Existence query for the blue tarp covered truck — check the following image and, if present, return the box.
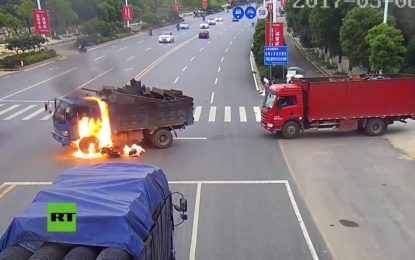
[47,78,194,150]
[0,163,187,260]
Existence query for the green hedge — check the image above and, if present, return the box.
[0,50,57,69]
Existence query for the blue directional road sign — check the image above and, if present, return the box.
[264,46,288,65]
[232,7,244,20]
[245,6,256,19]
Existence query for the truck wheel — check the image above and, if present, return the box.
[365,118,387,136]
[152,129,173,149]
[63,246,99,260]
[78,136,99,154]
[282,121,300,139]
[96,248,131,260]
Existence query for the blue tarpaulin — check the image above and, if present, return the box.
[0,163,171,259]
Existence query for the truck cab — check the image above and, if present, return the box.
[50,98,100,146]
[261,83,303,134]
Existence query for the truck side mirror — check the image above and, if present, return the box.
[44,103,48,112]
[174,198,187,212]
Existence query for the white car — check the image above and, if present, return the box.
[200,23,209,29]
[179,22,190,29]
[158,31,174,43]
[208,18,216,25]
[215,17,223,22]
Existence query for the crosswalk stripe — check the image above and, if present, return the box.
[194,106,202,122]
[0,104,21,116]
[239,107,247,122]
[40,113,53,120]
[208,106,216,122]
[22,108,45,120]
[253,106,261,122]
[224,106,231,122]
[3,105,37,120]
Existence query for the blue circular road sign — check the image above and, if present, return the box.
[245,6,257,19]
[232,7,244,20]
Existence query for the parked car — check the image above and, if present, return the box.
[215,16,223,22]
[158,31,174,43]
[200,22,209,29]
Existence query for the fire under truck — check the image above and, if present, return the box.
[46,79,194,152]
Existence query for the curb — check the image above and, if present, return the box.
[250,51,265,91]
[288,33,330,77]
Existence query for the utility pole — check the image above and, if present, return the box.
[383,0,389,23]
[36,0,42,9]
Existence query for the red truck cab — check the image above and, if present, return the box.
[261,75,415,139]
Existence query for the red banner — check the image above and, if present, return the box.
[32,9,50,35]
[281,0,286,7]
[202,0,208,9]
[266,3,273,12]
[122,4,132,21]
[172,2,180,13]
[265,22,270,46]
[271,22,284,46]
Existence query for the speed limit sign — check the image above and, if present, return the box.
[257,6,268,19]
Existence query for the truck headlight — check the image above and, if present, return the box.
[267,123,273,128]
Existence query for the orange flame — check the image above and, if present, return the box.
[73,96,144,159]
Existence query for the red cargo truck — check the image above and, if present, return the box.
[261,75,415,139]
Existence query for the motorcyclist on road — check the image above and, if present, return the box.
[176,23,180,31]
[149,29,153,36]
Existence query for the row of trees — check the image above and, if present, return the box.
[285,1,415,73]
[0,0,225,38]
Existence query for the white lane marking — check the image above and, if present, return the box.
[210,92,215,104]
[88,40,119,51]
[23,60,55,72]
[94,55,105,61]
[221,56,224,62]
[193,106,202,122]
[118,47,127,51]
[217,67,221,73]
[208,106,216,122]
[2,75,11,79]
[22,108,45,120]
[3,105,36,120]
[207,41,211,45]
[254,106,261,122]
[58,57,67,61]
[225,48,228,53]
[229,41,233,45]
[40,113,53,120]
[0,67,77,101]
[0,105,20,116]
[0,100,45,103]
[214,77,218,85]
[174,76,179,84]
[169,180,289,184]
[250,51,259,91]
[239,106,247,122]
[137,40,144,44]
[190,56,195,62]
[62,68,114,97]
[214,36,217,39]
[175,137,207,140]
[224,106,231,122]
[182,66,188,72]
[189,183,202,260]
[0,184,16,199]
[126,56,135,61]
[199,47,204,52]
[145,47,152,51]
[279,142,320,260]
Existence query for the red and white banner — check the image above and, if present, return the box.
[266,3,273,12]
[271,22,284,46]
[32,9,50,35]
[122,4,132,21]
[202,0,208,9]
[172,2,180,13]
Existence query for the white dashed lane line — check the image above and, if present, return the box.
[94,55,105,61]
[182,66,187,72]
[190,56,195,62]
[225,48,229,53]
[118,47,127,51]
[145,47,152,51]
[199,47,204,52]
[221,57,224,62]
[217,67,221,73]
[210,92,215,104]
[174,76,179,84]
[126,56,135,61]
[214,77,218,85]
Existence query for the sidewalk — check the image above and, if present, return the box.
[289,33,415,160]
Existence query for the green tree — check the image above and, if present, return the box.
[47,0,79,35]
[392,6,415,42]
[0,11,23,35]
[16,0,34,34]
[340,7,384,70]
[365,24,406,73]
[405,36,415,66]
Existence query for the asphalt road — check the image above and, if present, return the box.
[1,10,415,260]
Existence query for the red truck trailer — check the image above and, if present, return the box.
[261,75,415,139]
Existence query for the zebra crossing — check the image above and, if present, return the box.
[0,103,262,123]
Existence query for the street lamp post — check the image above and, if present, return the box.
[383,0,389,23]
[125,0,130,28]
[36,0,42,9]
